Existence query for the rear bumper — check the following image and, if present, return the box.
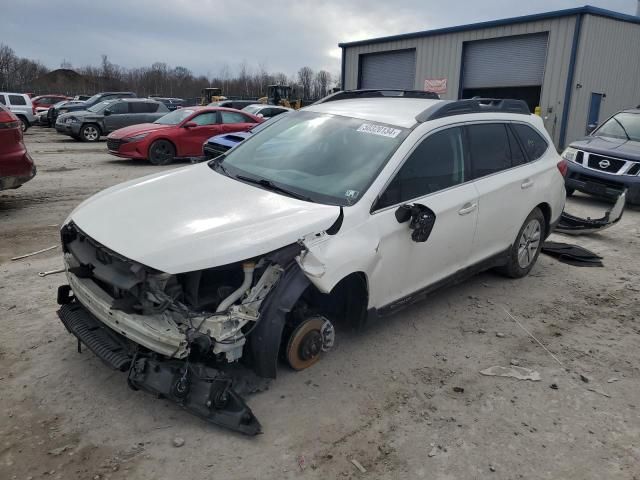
[0,160,36,191]
[566,162,640,204]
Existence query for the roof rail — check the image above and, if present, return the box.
[314,89,440,104]
[416,98,530,122]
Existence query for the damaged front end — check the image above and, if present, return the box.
[56,222,313,435]
[557,189,626,235]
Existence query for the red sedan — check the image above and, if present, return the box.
[106,107,262,165]
[0,105,36,191]
[31,94,70,110]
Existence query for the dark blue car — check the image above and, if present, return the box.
[563,108,640,204]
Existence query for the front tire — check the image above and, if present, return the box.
[148,140,176,165]
[80,123,101,142]
[496,208,545,279]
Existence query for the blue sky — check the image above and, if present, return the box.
[1,0,636,77]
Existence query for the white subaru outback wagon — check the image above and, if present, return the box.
[56,90,566,434]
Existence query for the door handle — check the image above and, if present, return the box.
[458,202,477,216]
[521,179,534,189]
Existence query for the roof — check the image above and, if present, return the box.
[304,97,443,128]
[339,5,640,48]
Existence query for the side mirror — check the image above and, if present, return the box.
[257,113,264,118]
[103,109,112,116]
[183,121,197,128]
[586,123,597,135]
[395,204,437,243]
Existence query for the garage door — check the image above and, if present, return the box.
[359,49,416,89]
[462,33,548,89]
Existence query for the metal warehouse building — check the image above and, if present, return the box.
[339,5,640,148]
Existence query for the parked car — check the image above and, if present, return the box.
[563,108,640,204]
[209,99,259,110]
[106,107,261,164]
[241,104,292,119]
[42,100,85,127]
[202,113,285,159]
[56,91,565,434]
[55,98,169,142]
[31,94,69,110]
[0,92,36,131]
[150,96,185,111]
[73,95,91,101]
[48,91,136,126]
[0,104,36,191]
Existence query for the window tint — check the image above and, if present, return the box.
[8,95,27,105]
[507,126,526,166]
[191,112,219,125]
[377,127,465,209]
[130,102,157,113]
[221,111,251,124]
[107,102,128,114]
[467,124,512,178]
[512,123,548,160]
[0,96,5,105]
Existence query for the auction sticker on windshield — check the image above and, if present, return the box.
[357,123,402,138]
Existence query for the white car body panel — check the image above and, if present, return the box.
[67,162,340,274]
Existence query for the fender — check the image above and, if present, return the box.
[248,262,311,378]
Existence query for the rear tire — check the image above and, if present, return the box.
[566,187,575,196]
[496,208,545,279]
[18,116,29,132]
[80,123,101,142]
[148,140,176,165]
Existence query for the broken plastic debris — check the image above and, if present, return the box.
[479,366,541,381]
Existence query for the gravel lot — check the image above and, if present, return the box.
[1,127,639,479]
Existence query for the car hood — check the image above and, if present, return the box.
[570,136,640,162]
[108,123,173,139]
[205,131,252,147]
[66,162,340,273]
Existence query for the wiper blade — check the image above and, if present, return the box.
[235,175,313,202]
[210,157,230,176]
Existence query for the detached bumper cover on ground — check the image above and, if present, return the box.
[556,189,626,235]
[57,298,262,435]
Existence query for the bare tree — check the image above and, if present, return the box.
[297,66,314,100]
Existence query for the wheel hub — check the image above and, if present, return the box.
[286,316,334,370]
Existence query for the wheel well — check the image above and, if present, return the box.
[535,202,551,236]
[16,114,28,123]
[293,272,369,329]
[148,138,177,155]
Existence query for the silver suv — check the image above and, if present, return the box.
[0,92,36,131]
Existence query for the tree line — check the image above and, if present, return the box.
[0,43,339,101]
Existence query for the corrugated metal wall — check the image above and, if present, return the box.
[343,16,578,146]
[566,14,640,144]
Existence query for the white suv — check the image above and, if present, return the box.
[56,90,566,434]
[0,92,35,131]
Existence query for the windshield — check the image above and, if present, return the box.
[154,109,194,125]
[84,93,103,104]
[87,100,113,113]
[242,104,262,114]
[211,111,409,206]
[594,112,640,142]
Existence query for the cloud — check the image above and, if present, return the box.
[1,0,634,77]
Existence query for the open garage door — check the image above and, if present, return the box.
[359,49,416,90]
[462,33,548,111]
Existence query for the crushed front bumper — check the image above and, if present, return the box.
[57,294,262,435]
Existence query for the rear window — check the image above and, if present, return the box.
[512,123,548,160]
[8,95,27,106]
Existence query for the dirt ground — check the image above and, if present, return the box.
[1,127,639,480]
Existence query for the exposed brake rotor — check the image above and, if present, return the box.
[286,316,334,371]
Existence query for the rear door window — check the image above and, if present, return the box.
[511,123,548,161]
[8,95,27,105]
[130,102,157,113]
[108,102,128,114]
[466,124,513,179]
[221,111,252,124]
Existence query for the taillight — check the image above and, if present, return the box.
[0,110,20,129]
[557,159,568,177]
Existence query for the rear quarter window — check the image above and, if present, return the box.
[512,123,548,160]
[8,95,27,105]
